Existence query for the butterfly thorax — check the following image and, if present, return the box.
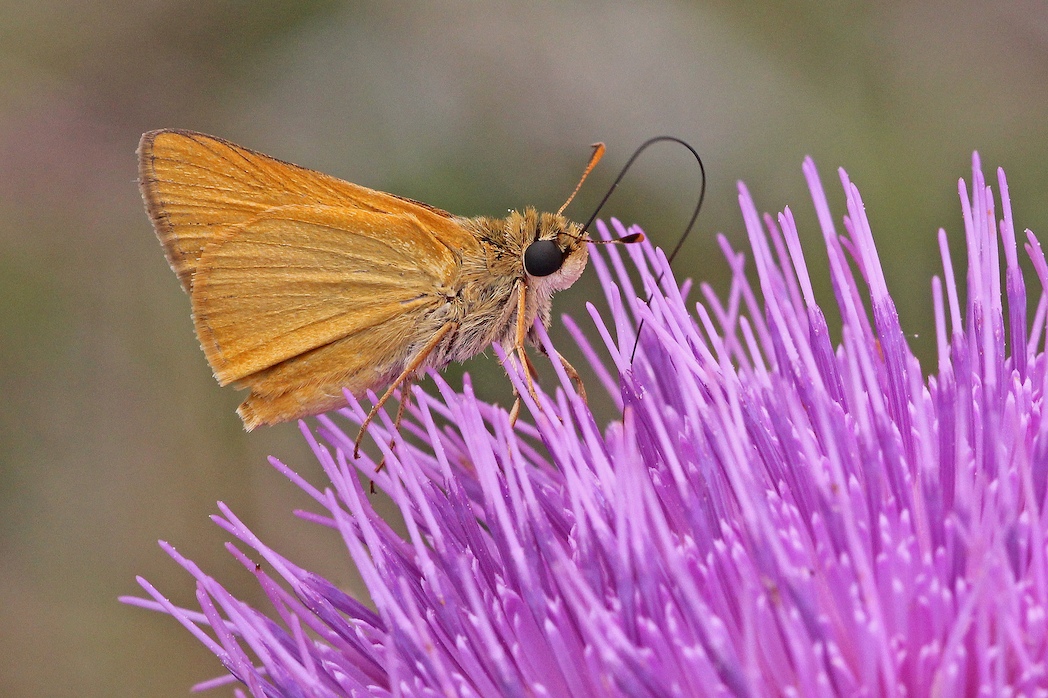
[433,208,588,363]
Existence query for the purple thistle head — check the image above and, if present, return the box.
[125,155,1048,696]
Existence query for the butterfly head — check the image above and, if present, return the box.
[520,209,589,293]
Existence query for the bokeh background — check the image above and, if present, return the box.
[3,2,1048,695]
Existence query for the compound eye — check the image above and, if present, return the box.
[523,239,565,277]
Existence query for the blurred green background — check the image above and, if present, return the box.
[2,1,1047,695]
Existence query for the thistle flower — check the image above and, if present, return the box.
[125,155,1048,696]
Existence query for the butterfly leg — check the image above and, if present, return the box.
[507,350,542,426]
[515,281,541,404]
[372,374,415,474]
[555,350,587,403]
[507,281,542,427]
[354,321,458,459]
[528,330,588,404]
[390,374,414,441]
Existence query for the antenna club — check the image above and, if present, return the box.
[556,142,607,218]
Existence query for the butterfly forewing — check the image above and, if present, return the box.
[139,129,487,427]
[192,205,453,384]
[138,129,471,291]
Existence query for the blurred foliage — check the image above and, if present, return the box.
[1,1,1047,695]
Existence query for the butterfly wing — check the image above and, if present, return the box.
[195,205,463,428]
[138,130,483,428]
[138,129,469,292]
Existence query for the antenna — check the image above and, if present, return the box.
[557,143,606,217]
[579,136,707,361]
[580,136,705,267]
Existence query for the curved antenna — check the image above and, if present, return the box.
[580,135,706,268]
[577,136,707,362]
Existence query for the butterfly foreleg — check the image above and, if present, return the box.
[506,281,543,426]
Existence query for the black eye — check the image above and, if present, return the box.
[523,239,565,277]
